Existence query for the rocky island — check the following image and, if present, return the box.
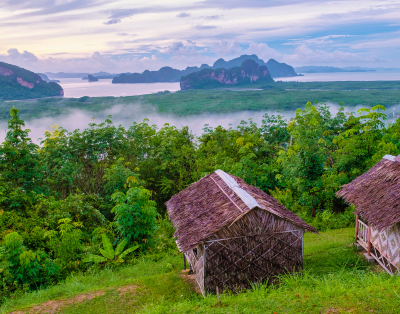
[88,74,99,82]
[112,54,298,84]
[180,59,274,90]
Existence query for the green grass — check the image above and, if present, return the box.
[2,228,400,314]
[1,81,400,122]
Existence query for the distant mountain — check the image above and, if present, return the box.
[37,73,60,83]
[82,72,120,80]
[295,66,376,73]
[212,55,298,78]
[113,54,298,84]
[0,61,64,101]
[112,66,209,83]
[180,59,274,90]
[44,72,90,79]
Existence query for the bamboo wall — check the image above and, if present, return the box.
[185,209,305,295]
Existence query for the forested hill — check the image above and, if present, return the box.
[0,61,64,101]
[112,64,210,83]
[180,59,274,90]
[213,55,299,78]
[112,55,297,83]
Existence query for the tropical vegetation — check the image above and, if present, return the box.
[0,99,399,310]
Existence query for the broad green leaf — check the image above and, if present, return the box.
[115,238,128,256]
[118,245,139,260]
[82,255,107,263]
[101,234,115,259]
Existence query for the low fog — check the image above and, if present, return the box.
[0,102,382,144]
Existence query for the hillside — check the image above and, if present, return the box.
[180,59,274,90]
[0,61,64,100]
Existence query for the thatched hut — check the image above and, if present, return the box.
[336,154,400,275]
[166,170,317,296]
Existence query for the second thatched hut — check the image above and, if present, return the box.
[337,154,400,275]
[166,169,317,296]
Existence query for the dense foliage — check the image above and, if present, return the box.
[0,101,398,303]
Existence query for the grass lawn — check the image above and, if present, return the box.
[2,228,400,314]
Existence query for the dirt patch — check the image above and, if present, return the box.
[325,307,356,313]
[117,285,139,296]
[8,290,105,314]
[180,269,202,295]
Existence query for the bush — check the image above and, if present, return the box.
[111,181,159,248]
[152,217,176,253]
[306,207,355,232]
[0,232,60,299]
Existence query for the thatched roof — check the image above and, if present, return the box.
[336,155,400,231]
[166,170,318,252]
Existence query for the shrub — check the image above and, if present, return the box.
[82,234,139,265]
[0,232,60,295]
[307,206,355,232]
[111,181,159,248]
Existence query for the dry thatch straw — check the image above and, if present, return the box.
[336,155,400,231]
[166,170,317,252]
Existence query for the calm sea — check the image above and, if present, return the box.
[276,71,400,82]
[59,78,180,98]
[58,72,400,98]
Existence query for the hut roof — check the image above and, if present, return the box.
[336,155,400,231]
[166,170,317,252]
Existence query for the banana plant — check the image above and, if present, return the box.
[82,234,139,264]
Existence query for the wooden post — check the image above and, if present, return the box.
[367,225,372,255]
[183,253,186,270]
[355,215,359,243]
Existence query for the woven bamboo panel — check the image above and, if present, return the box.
[185,244,206,296]
[371,223,400,268]
[204,231,303,293]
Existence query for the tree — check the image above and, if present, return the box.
[0,107,41,194]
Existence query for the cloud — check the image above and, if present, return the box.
[103,18,121,25]
[193,25,218,30]
[0,0,112,19]
[176,12,191,18]
[352,37,400,49]
[116,33,129,36]
[5,48,38,62]
[203,15,222,20]
[213,40,243,55]
[245,42,282,61]
[160,41,199,57]
[283,45,382,64]
[285,35,355,46]
[198,0,321,9]
[212,41,282,61]
[107,9,137,19]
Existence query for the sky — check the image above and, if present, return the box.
[0,0,400,73]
